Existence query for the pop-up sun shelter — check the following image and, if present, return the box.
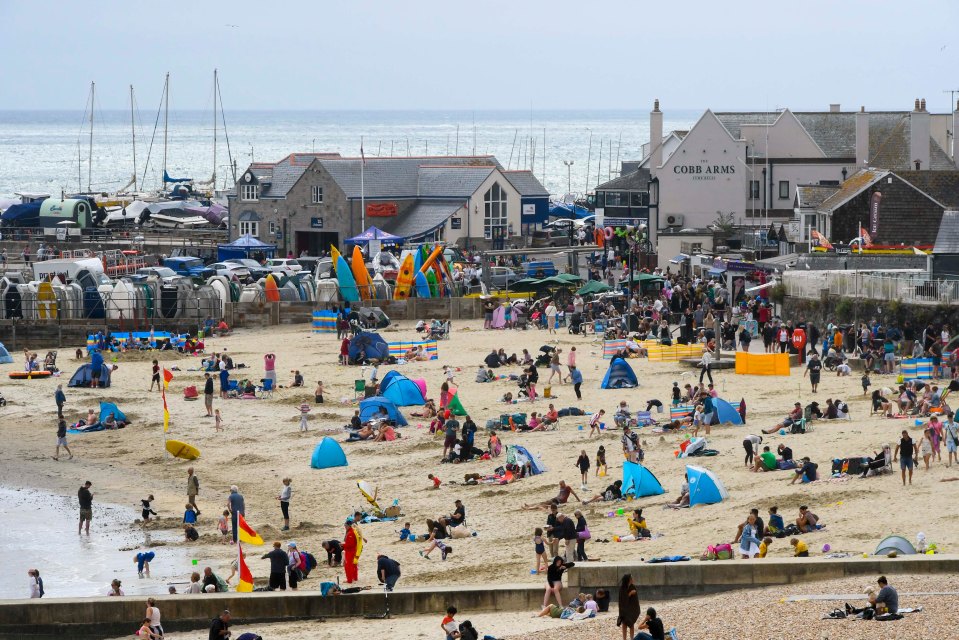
[601,357,638,389]
[686,465,728,506]
[712,398,743,425]
[349,331,390,363]
[508,445,547,475]
[359,396,408,426]
[68,363,112,388]
[99,401,127,423]
[311,437,348,469]
[380,373,426,406]
[874,535,917,556]
[622,461,665,498]
[0,342,12,364]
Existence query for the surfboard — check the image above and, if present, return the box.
[166,439,200,460]
[336,255,359,302]
[351,245,373,300]
[330,245,342,272]
[264,274,281,302]
[426,269,438,297]
[414,271,431,298]
[37,281,57,319]
[393,253,415,300]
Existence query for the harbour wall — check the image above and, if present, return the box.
[0,557,953,639]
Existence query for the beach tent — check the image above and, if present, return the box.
[68,363,112,388]
[413,378,428,398]
[359,396,408,426]
[712,398,744,425]
[381,373,426,406]
[311,437,348,469]
[380,370,402,389]
[622,461,665,498]
[600,357,638,389]
[0,342,12,364]
[874,535,917,556]
[686,465,728,506]
[348,331,390,363]
[509,445,547,475]
[447,391,468,416]
[99,401,127,423]
[680,437,707,458]
[491,305,506,328]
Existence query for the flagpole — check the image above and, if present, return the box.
[360,136,366,233]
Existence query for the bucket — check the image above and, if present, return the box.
[544,386,552,398]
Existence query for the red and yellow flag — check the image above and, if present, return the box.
[236,545,253,592]
[811,230,833,250]
[163,368,174,390]
[237,513,264,545]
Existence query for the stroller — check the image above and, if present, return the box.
[517,374,533,400]
[535,346,554,367]
[568,312,584,335]
[43,351,58,373]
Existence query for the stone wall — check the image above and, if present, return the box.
[782,294,957,329]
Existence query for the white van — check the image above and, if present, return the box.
[33,258,105,284]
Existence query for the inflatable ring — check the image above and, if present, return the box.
[604,226,614,240]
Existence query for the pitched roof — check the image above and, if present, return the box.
[503,170,550,197]
[417,165,495,197]
[933,210,959,254]
[896,171,959,208]
[378,200,463,239]
[796,184,839,209]
[596,168,652,191]
[251,153,341,197]
[319,156,501,199]
[816,169,888,213]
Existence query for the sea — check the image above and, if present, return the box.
[0,109,699,199]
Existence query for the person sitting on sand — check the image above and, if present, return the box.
[765,506,785,536]
[543,404,560,425]
[523,481,581,510]
[475,366,494,383]
[804,402,823,421]
[584,480,623,504]
[751,445,778,472]
[796,505,821,532]
[790,537,809,557]
[762,403,804,435]
[347,424,375,441]
[372,423,398,442]
[624,509,650,540]
[777,444,794,464]
[789,457,819,484]
[665,474,690,508]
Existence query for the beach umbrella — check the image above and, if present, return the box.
[553,273,584,284]
[576,280,612,296]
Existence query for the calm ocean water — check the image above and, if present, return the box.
[0,109,698,198]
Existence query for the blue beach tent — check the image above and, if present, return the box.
[359,396,408,426]
[311,437,348,469]
[99,401,128,423]
[622,461,665,498]
[600,357,638,389]
[380,373,426,407]
[510,445,547,475]
[348,331,390,363]
[686,465,729,506]
[712,398,743,425]
[68,363,112,388]
[0,342,12,364]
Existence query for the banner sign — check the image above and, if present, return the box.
[869,191,882,235]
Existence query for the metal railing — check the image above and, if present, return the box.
[783,271,959,306]
[0,226,227,249]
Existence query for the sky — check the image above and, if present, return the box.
[1,0,957,112]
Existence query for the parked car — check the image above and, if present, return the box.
[162,257,215,280]
[208,262,252,281]
[530,228,573,248]
[523,261,559,279]
[135,266,181,282]
[264,258,303,276]
[224,258,270,280]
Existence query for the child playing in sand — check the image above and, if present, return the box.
[575,450,591,489]
[315,381,325,404]
[595,445,607,477]
[398,522,412,541]
[141,495,157,522]
[444,365,456,385]
[588,410,605,437]
[533,527,549,573]
[137,618,159,639]
[790,538,809,557]
[488,431,502,457]
[428,474,442,489]
[183,503,197,524]
[184,523,199,541]
[298,403,311,432]
[214,408,223,432]
[218,510,230,542]
[759,537,773,558]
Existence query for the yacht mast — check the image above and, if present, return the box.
[163,72,169,182]
[88,81,94,191]
[212,69,217,188]
[130,85,138,192]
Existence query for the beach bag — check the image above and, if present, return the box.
[578,527,591,540]
[701,545,718,561]
[451,525,471,539]
[714,543,733,560]
[183,385,199,399]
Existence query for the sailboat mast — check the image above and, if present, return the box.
[163,72,169,183]
[130,85,138,192]
[88,81,94,191]
[212,68,217,189]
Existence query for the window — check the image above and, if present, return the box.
[239,221,259,236]
[311,186,323,204]
[240,184,259,201]
[483,182,508,240]
[268,221,277,235]
[748,180,760,199]
[779,180,790,199]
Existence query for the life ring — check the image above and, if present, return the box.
[604,226,614,240]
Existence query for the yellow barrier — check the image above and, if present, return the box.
[734,352,791,376]
[639,340,704,362]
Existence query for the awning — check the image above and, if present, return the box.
[707,267,727,276]
[669,254,689,264]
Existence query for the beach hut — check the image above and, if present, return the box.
[311,437,348,469]
[359,396,408,426]
[712,398,744,425]
[348,331,390,363]
[874,535,917,556]
[600,357,638,389]
[381,373,426,407]
[622,461,665,498]
[0,342,12,364]
[686,465,728,506]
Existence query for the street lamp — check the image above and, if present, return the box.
[627,223,649,329]
[563,160,575,246]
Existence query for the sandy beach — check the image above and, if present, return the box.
[3,318,957,628]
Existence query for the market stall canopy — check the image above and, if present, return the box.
[217,234,277,261]
[576,280,612,295]
[347,226,402,245]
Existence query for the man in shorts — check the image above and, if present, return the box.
[78,481,93,535]
[54,419,73,461]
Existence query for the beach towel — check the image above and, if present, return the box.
[646,555,690,563]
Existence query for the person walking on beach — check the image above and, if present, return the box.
[277,478,292,531]
[617,573,640,640]
[150,360,161,392]
[569,365,583,400]
[261,541,288,591]
[54,384,66,419]
[78,481,93,535]
[575,450,590,489]
[894,429,917,486]
[204,373,215,416]
[542,556,572,609]
[545,300,558,334]
[805,353,822,394]
[343,521,360,583]
[187,467,201,516]
[54,419,73,461]
[27,569,42,598]
[228,485,245,543]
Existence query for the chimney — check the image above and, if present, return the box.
[910,97,931,171]
[855,106,869,166]
[650,99,663,178]
[829,103,841,113]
